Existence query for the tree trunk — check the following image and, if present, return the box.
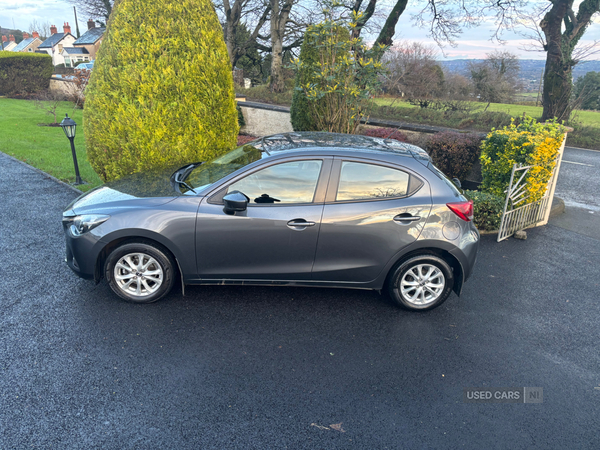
[540,0,572,122]
[270,37,285,92]
[541,49,573,122]
[373,0,409,48]
[540,0,600,123]
[269,0,293,93]
[224,21,236,68]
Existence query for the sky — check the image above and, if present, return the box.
[1,0,599,60]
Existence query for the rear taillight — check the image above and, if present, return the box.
[447,200,473,222]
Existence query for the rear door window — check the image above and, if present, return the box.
[336,161,410,201]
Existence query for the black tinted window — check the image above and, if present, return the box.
[337,162,409,201]
[228,160,323,204]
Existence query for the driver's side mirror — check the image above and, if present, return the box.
[223,190,249,215]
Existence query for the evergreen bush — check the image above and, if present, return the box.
[463,190,504,231]
[0,52,52,96]
[84,0,238,181]
[290,26,325,131]
[289,16,385,134]
[426,131,482,180]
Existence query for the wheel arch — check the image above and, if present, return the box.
[94,234,181,284]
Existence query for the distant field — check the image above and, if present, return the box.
[372,97,600,129]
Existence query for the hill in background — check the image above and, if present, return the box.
[441,59,600,92]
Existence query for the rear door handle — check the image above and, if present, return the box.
[393,214,421,223]
[287,219,316,229]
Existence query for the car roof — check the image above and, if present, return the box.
[247,132,430,162]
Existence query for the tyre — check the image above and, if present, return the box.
[104,242,176,304]
[387,255,454,311]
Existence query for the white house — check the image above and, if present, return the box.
[1,35,18,51]
[60,47,91,67]
[37,23,76,66]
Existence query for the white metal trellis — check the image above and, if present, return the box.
[497,133,567,242]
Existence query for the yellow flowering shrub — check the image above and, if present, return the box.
[84,0,238,181]
[480,117,565,202]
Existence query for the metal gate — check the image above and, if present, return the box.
[497,133,567,242]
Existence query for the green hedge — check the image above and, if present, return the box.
[0,52,53,96]
[425,131,482,180]
[464,189,505,231]
[84,0,238,182]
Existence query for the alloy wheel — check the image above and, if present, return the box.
[113,252,164,298]
[400,264,445,306]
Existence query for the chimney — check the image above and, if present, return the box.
[50,25,57,35]
[87,19,96,30]
[32,31,39,39]
[2,35,6,43]
[9,35,15,42]
[23,32,30,39]
[63,22,71,34]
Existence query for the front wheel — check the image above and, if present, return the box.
[105,242,176,304]
[387,255,454,311]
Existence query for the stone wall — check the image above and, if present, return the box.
[238,102,294,136]
[49,77,77,97]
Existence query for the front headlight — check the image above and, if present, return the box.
[63,214,110,236]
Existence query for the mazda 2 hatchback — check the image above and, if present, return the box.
[63,132,479,311]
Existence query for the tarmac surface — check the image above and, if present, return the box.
[1,151,599,449]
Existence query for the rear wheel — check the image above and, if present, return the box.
[105,242,175,304]
[387,255,454,311]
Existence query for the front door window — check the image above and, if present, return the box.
[228,160,323,204]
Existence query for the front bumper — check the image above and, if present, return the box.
[63,223,104,280]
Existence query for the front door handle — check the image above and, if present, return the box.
[287,219,316,230]
[393,214,421,224]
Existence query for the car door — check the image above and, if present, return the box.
[194,157,332,280]
[311,157,431,283]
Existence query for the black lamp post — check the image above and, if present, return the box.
[60,113,83,185]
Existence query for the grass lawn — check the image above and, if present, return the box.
[0,98,102,192]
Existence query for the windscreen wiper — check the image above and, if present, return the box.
[171,162,204,194]
[174,172,196,194]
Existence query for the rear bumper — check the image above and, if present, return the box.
[452,226,479,282]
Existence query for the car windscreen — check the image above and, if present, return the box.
[186,144,265,192]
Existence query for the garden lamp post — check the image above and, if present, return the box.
[60,113,83,185]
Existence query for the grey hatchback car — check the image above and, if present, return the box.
[62,132,479,311]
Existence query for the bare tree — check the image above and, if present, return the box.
[68,0,113,23]
[469,51,521,111]
[28,20,52,40]
[382,42,443,107]
[214,0,271,68]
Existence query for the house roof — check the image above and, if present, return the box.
[73,27,105,45]
[1,41,17,51]
[62,47,89,55]
[38,33,74,49]
[12,38,37,52]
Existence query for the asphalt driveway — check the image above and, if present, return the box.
[1,152,599,449]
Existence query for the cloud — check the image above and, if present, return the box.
[0,0,75,31]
